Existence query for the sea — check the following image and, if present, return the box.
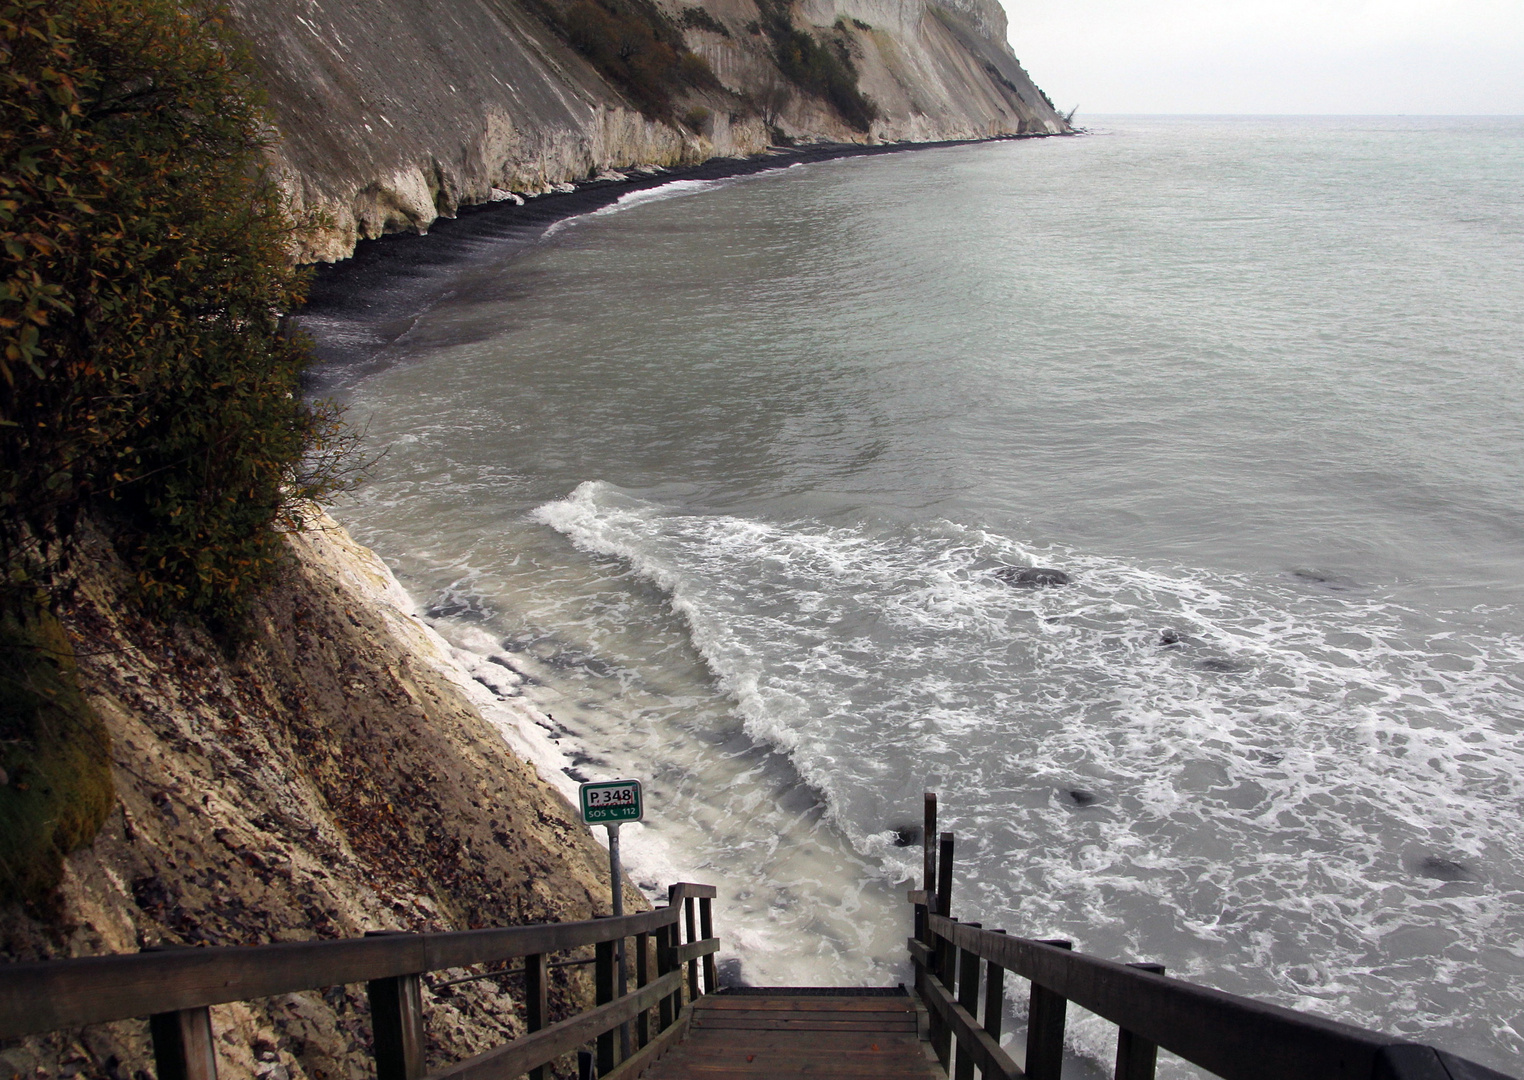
[301,116,1524,1074]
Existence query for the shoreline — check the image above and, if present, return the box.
[297,133,1065,381]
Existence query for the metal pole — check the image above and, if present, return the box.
[607,823,631,1060]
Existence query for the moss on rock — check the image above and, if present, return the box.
[0,605,112,912]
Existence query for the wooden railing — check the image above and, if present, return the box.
[0,882,719,1080]
[909,794,1514,1080]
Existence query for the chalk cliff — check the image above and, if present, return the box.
[227,0,1068,260]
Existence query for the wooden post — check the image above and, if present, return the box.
[525,953,548,1080]
[1115,964,1165,1080]
[684,895,700,1001]
[935,832,954,917]
[927,830,955,1067]
[364,930,425,1080]
[954,924,982,1080]
[984,930,1007,1045]
[931,916,957,1069]
[933,834,956,997]
[368,973,425,1080]
[596,937,616,1075]
[1026,939,1073,1080]
[149,1006,218,1080]
[655,921,674,1032]
[635,931,651,1048]
[699,896,717,995]
[923,792,938,894]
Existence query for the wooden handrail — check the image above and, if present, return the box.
[0,882,718,1041]
[906,806,1516,1080]
[930,914,1406,1080]
[666,938,719,967]
[0,903,693,1038]
[425,967,686,1079]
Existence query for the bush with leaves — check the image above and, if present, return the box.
[0,0,345,627]
[0,0,354,911]
[757,1,876,133]
[562,0,717,118]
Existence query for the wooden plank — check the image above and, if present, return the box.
[699,900,718,996]
[646,1061,936,1076]
[919,965,1022,1080]
[923,793,938,893]
[149,1006,218,1080]
[525,954,547,1080]
[0,906,689,1039]
[597,938,617,1075]
[602,1006,691,1080]
[984,931,1007,1046]
[955,938,982,1080]
[634,934,651,1049]
[684,898,700,1002]
[695,997,915,1013]
[424,968,684,1080]
[643,1034,940,1079]
[368,971,426,1080]
[935,834,954,918]
[670,1035,931,1059]
[693,1011,916,1025]
[668,939,720,967]
[645,1037,939,1078]
[665,1031,928,1053]
[689,1017,919,1033]
[908,938,934,969]
[1026,940,1071,1080]
[669,884,718,901]
[1115,964,1165,1080]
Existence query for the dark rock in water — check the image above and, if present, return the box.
[717,957,748,989]
[1066,789,1097,806]
[1287,568,1363,593]
[995,566,1072,588]
[890,824,922,848]
[1418,856,1472,882]
[1198,657,1251,673]
[1159,628,1187,647]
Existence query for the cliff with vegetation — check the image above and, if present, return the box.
[0,0,1065,1073]
[0,5,641,1074]
[1,513,641,1079]
[226,0,1069,260]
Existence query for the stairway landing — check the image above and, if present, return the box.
[639,989,942,1078]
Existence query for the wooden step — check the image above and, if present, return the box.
[639,991,941,1080]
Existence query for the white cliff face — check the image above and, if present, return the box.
[230,0,1065,262]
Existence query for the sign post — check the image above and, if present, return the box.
[580,780,643,1063]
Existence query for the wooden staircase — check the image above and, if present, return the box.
[639,989,940,1079]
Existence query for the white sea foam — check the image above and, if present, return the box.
[533,480,1524,1065]
[592,178,729,216]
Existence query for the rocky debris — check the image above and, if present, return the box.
[0,517,634,1079]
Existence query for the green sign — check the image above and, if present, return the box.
[580,779,643,824]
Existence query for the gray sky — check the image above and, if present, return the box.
[1002,0,1524,115]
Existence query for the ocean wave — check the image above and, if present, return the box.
[533,479,1524,1058]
